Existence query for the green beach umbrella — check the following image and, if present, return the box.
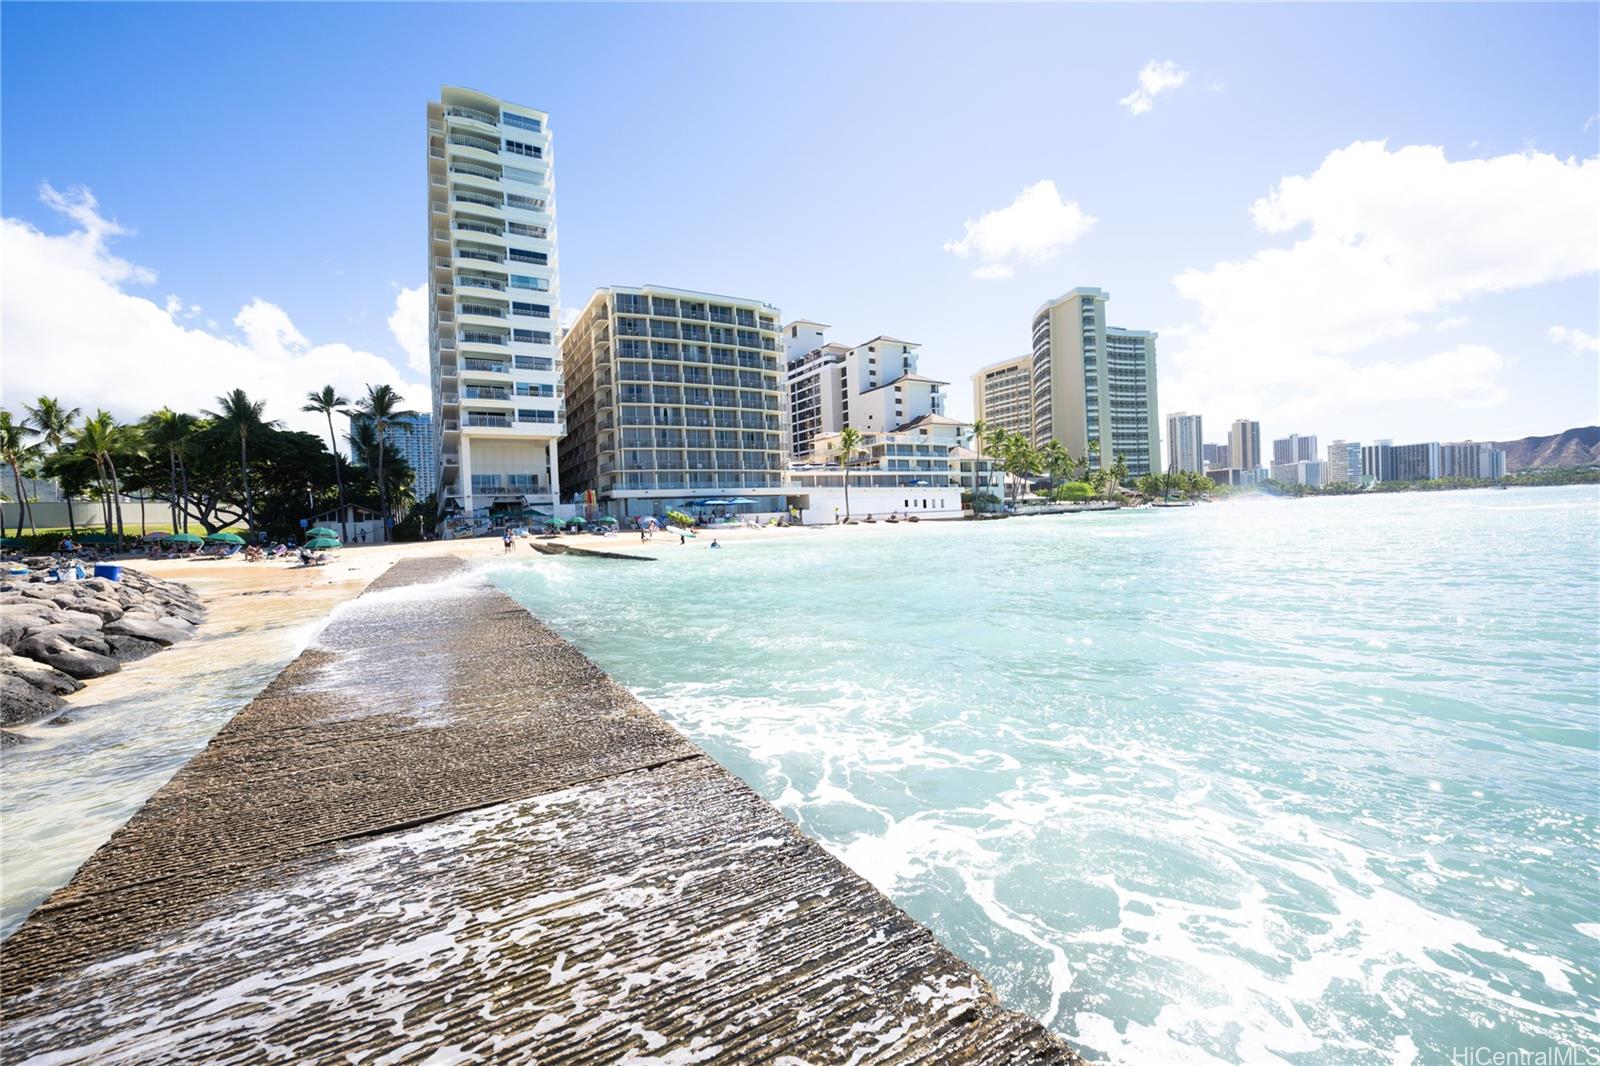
[206,532,246,545]
[303,537,342,550]
[565,516,587,526]
[306,526,339,538]
[597,515,619,525]
[167,533,205,545]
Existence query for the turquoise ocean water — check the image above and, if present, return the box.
[489,487,1600,1064]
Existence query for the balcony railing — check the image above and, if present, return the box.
[464,386,511,400]
[454,191,502,209]
[466,414,513,428]
[459,303,505,318]
[449,134,500,154]
[462,358,508,373]
[447,105,500,125]
[460,331,508,346]
[449,162,500,182]
[456,274,506,292]
[453,220,503,236]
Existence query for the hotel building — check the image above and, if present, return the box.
[1272,433,1319,465]
[1326,439,1362,485]
[787,416,1000,522]
[427,87,563,536]
[1201,442,1231,471]
[1390,441,1442,481]
[971,355,1035,439]
[1269,459,1329,488]
[783,323,950,460]
[1030,287,1159,474]
[1362,440,1394,482]
[1165,412,1203,474]
[559,285,788,519]
[1440,441,1508,480]
[1228,419,1263,472]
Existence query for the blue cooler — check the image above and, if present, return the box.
[93,563,122,582]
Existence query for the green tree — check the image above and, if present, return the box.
[303,386,351,542]
[204,389,279,538]
[833,426,864,521]
[352,384,414,542]
[22,397,80,535]
[140,408,197,534]
[1000,433,1040,509]
[1,410,42,537]
[74,411,132,543]
[968,418,989,514]
[1042,438,1072,495]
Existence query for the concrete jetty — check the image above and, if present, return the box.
[1,556,1081,1063]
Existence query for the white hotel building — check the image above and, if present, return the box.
[427,87,564,537]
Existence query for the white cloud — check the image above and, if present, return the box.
[1162,141,1600,429]
[1119,60,1190,115]
[1549,324,1600,354]
[387,283,429,374]
[1434,315,1470,331]
[942,180,1095,280]
[0,184,425,440]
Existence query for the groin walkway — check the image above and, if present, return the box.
[1,557,1080,1064]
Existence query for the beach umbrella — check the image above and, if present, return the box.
[206,532,245,545]
[306,526,339,538]
[303,537,342,550]
[596,515,619,525]
[725,497,756,505]
[565,516,587,526]
[167,532,204,545]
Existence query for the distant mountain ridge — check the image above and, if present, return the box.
[1493,426,1600,471]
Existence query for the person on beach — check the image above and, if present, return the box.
[709,538,720,549]
[679,533,686,545]
[503,530,514,554]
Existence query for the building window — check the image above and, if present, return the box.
[514,329,552,344]
[510,274,548,291]
[508,249,547,265]
[505,139,543,159]
[517,409,555,423]
[502,112,542,133]
[511,301,550,318]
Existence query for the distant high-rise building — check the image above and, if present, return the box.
[1166,412,1203,473]
[1273,433,1319,465]
[1229,419,1262,472]
[1390,442,1442,481]
[383,413,439,500]
[971,355,1035,441]
[427,87,562,533]
[1326,440,1362,485]
[1362,440,1394,482]
[1270,459,1329,488]
[1440,441,1508,480]
[1201,442,1231,470]
[1030,287,1159,474]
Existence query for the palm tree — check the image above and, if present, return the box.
[1111,454,1129,500]
[303,386,351,542]
[204,389,278,538]
[23,397,79,535]
[1,410,42,538]
[353,384,413,542]
[967,418,991,514]
[75,411,129,544]
[141,408,196,534]
[1041,438,1071,497]
[832,426,864,521]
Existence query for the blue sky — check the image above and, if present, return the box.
[3,3,1597,450]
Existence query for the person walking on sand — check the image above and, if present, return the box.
[503,530,514,554]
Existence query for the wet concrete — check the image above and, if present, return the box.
[0,556,1081,1063]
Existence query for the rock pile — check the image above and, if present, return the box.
[1,564,205,730]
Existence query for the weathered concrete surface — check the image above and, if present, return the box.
[0,556,1081,1064]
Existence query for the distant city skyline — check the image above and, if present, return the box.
[1,4,1596,449]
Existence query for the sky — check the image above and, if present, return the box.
[2,2,1597,453]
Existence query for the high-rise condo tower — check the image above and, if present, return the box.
[427,87,562,536]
